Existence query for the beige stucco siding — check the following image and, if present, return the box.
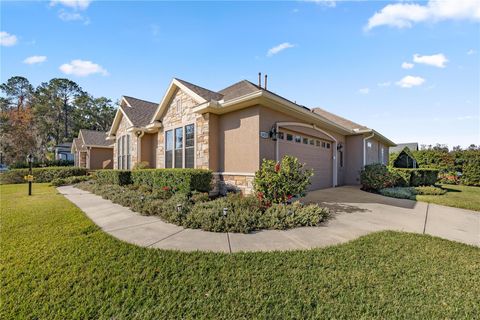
[141,133,157,168]
[344,135,364,185]
[216,107,260,173]
[88,147,113,169]
[365,137,388,165]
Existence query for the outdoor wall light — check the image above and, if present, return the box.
[337,143,343,151]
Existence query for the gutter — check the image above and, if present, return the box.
[363,132,375,167]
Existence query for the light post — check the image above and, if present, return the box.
[26,154,34,196]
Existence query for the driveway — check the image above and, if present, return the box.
[58,185,479,252]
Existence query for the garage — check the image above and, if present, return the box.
[277,128,333,190]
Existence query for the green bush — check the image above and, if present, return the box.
[390,168,439,187]
[51,175,91,187]
[414,186,446,195]
[438,172,460,185]
[0,167,87,184]
[360,164,397,191]
[379,186,446,200]
[131,169,212,193]
[254,155,313,204]
[94,170,132,186]
[461,158,480,186]
[9,159,74,169]
[260,202,329,230]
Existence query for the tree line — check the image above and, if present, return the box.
[0,76,116,164]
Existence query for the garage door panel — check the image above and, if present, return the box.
[278,141,332,190]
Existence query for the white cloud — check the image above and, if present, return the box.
[401,62,414,69]
[50,0,91,10]
[267,42,295,57]
[396,75,426,88]
[365,0,480,30]
[413,53,448,68]
[358,88,370,94]
[59,59,108,77]
[305,0,336,7]
[467,49,476,55]
[0,31,18,47]
[23,55,47,65]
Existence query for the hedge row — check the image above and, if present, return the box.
[9,159,74,169]
[0,167,87,184]
[94,169,212,193]
[390,168,439,187]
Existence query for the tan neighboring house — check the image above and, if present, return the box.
[107,78,395,194]
[71,129,114,169]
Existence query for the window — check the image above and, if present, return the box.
[286,133,293,141]
[117,134,131,169]
[326,143,331,149]
[309,139,315,146]
[174,127,183,168]
[185,124,195,168]
[339,150,344,167]
[367,141,372,148]
[294,135,301,143]
[316,140,321,147]
[165,130,173,168]
[303,137,308,144]
[165,124,195,169]
[277,132,284,140]
[322,141,326,148]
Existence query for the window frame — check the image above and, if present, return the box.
[164,123,195,169]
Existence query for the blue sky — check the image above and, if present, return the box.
[1,0,479,148]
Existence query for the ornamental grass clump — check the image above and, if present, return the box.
[254,155,313,205]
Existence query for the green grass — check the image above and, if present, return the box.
[416,184,480,211]
[1,184,479,319]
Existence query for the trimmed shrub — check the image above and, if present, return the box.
[51,175,91,187]
[0,167,87,184]
[379,187,415,200]
[131,169,212,193]
[94,170,132,186]
[260,202,329,230]
[360,164,397,191]
[461,159,480,186]
[254,155,313,204]
[9,159,74,169]
[390,168,439,187]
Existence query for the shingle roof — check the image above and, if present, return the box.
[175,78,224,101]
[122,96,158,127]
[218,80,260,101]
[389,143,418,153]
[79,129,112,147]
[311,107,369,131]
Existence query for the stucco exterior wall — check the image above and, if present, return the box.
[156,88,210,169]
[216,106,260,173]
[345,134,364,185]
[365,137,388,165]
[88,147,113,169]
[140,133,157,168]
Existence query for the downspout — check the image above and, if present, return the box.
[135,130,145,166]
[363,132,375,167]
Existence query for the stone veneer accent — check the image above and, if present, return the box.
[156,89,210,169]
[113,114,139,169]
[211,173,255,195]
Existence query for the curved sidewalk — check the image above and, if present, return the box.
[57,186,479,252]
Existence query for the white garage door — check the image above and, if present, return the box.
[278,134,333,190]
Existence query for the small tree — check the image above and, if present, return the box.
[254,155,313,204]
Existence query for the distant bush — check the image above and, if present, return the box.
[390,168,439,187]
[461,158,480,186]
[379,186,446,200]
[438,172,460,185]
[0,167,87,184]
[51,175,91,187]
[9,159,74,169]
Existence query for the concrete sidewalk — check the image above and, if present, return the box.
[57,185,479,252]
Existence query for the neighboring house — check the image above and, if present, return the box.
[391,147,418,168]
[54,142,74,161]
[107,78,395,194]
[390,142,418,154]
[71,129,114,169]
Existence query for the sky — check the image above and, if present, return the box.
[1,0,479,148]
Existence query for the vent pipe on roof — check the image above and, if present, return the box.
[258,72,262,88]
[264,74,268,90]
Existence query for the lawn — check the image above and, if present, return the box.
[1,184,479,319]
[416,184,480,211]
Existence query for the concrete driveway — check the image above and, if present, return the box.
[58,185,479,252]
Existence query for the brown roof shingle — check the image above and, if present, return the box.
[218,80,260,101]
[311,107,369,131]
[122,96,158,127]
[80,129,112,147]
[175,78,224,101]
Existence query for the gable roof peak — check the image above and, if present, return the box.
[173,78,223,101]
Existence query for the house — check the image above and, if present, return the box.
[71,129,114,169]
[106,77,395,194]
[389,142,418,154]
[54,142,74,161]
[391,147,418,168]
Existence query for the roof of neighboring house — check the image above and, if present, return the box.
[311,107,369,131]
[55,142,72,148]
[389,142,418,153]
[175,78,224,101]
[122,96,159,127]
[79,129,112,147]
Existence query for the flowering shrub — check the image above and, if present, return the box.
[254,155,313,204]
